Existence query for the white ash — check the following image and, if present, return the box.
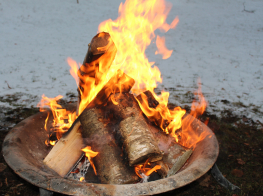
[139,173,149,183]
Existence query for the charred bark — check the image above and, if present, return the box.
[136,90,170,130]
[86,69,135,110]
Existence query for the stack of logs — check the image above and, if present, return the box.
[43,32,192,184]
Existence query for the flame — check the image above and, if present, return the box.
[37,94,77,140]
[97,0,188,139]
[82,146,99,175]
[135,158,161,178]
[39,0,209,158]
[80,177,85,182]
[178,79,210,149]
[98,0,179,95]
[155,35,173,59]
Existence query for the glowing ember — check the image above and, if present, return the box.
[81,146,99,175]
[135,158,161,178]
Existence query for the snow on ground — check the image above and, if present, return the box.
[0,0,262,122]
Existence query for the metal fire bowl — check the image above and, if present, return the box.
[2,104,219,196]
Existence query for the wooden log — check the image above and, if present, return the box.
[77,32,117,114]
[80,108,139,184]
[147,122,192,178]
[106,93,163,166]
[43,119,83,177]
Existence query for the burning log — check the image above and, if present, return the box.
[106,93,163,166]
[145,119,193,178]
[43,120,83,177]
[136,90,170,131]
[77,32,117,114]
[80,107,139,184]
[78,70,139,184]
[86,69,135,109]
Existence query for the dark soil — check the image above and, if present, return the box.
[0,101,262,196]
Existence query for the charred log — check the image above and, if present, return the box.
[77,32,117,114]
[136,90,170,130]
[86,69,135,110]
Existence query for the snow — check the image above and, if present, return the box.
[0,0,262,122]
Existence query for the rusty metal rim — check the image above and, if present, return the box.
[2,107,219,196]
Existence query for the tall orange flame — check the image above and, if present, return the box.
[179,79,210,149]
[98,0,178,96]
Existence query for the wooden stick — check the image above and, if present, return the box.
[43,120,83,177]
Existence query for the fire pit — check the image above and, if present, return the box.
[2,0,222,194]
[2,103,219,196]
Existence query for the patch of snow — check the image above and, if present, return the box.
[0,0,262,122]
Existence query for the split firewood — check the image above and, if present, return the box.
[80,107,139,184]
[77,32,117,114]
[106,93,163,166]
[43,120,83,177]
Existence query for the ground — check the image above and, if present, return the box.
[0,94,262,196]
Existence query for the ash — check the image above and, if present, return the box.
[67,156,90,182]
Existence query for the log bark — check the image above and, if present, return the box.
[80,108,139,184]
[147,122,193,178]
[43,120,83,177]
[107,93,162,166]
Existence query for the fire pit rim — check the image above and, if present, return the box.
[2,105,219,196]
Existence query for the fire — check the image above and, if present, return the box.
[81,146,99,175]
[37,94,77,141]
[178,79,210,149]
[135,158,161,178]
[98,0,178,95]
[39,0,209,172]
[155,35,173,59]
[97,0,188,139]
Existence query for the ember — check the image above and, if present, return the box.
[38,0,210,184]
